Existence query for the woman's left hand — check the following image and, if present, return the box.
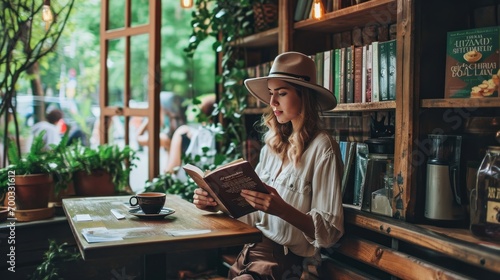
[240,184,289,217]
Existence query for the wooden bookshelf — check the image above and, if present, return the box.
[421,98,500,108]
[294,0,397,33]
[334,100,396,112]
[232,0,500,278]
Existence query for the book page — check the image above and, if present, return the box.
[183,163,205,178]
[207,158,245,175]
[183,164,230,215]
[184,159,267,218]
[203,160,268,218]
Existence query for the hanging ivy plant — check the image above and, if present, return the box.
[184,0,259,160]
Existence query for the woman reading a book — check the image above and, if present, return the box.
[193,52,345,279]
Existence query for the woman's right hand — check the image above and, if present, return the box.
[193,188,218,212]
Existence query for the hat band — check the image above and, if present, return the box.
[270,71,310,82]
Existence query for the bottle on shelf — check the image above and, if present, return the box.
[470,146,500,240]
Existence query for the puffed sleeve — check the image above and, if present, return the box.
[304,141,344,248]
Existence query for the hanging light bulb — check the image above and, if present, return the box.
[42,0,53,31]
[312,0,325,20]
[180,0,194,9]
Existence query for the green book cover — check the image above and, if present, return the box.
[345,45,354,103]
[294,0,308,21]
[444,26,499,98]
[388,39,397,100]
[371,42,380,102]
[378,41,389,101]
[303,0,313,20]
[315,51,324,87]
[334,48,341,103]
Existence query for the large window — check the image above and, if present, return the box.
[100,0,162,181]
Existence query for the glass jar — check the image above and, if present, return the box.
[470,146,500,240]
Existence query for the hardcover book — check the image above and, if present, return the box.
[345,45,355,103]
[353,46,363,103]
[361,45,367,103]
[371,42,380,102]
[365,44,373,102]
[333,48,341,103]
[339,48,346,103]
[303,0,313,20]
[444,26,499,98]
[378,41,389,101]
[387,39,397,100]
[323,50,332,91]
[353,143,368,209]
[314,52,324,87]
[340,141,357,202]
[294,0,308,21]
[183,159,269,219]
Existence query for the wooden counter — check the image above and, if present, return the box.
[325,207,500,279]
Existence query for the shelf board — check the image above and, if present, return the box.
[232,27,279,48]
[333,101,396,112]
[294,0,397,33]
[344,208,500,274]
[421,98,500,108]
[246,102,396,114]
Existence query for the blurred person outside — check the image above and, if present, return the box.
[164,94,217,177]
[30,109,64,150]
[136,91,187,153]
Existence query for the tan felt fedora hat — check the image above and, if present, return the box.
[244,51,337,111]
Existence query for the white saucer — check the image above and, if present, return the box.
[129,207,175,219]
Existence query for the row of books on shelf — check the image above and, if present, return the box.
[316,39,397,104]
[294,0,371,22]
[245,39,397,108]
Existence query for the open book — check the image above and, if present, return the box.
[183,159,269,218]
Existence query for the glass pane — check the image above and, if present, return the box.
[129,118,149,193]
[108,0,125,30]
[131,0,150,27]
[107,38,126,107]
[106,115,126,146]
[129,34,150,107]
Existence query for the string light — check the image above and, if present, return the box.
[312,0,325,20]
[42,0,53,31]
[180,0,193,9]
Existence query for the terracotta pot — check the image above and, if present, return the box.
[73,170,115,196]
[14,174,53,210]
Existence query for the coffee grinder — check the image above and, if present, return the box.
[424,134,466,222]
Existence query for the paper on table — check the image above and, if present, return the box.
[82,226,155,243]
[74,214,92,222]
[166,229,212,236]
[82,227,123,243]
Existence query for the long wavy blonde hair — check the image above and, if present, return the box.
[259,83,322,167]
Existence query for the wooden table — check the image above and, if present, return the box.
[63,195,262,279]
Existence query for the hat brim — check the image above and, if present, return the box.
[244,75,337,111]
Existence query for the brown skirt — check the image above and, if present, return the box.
[228,236,305,280]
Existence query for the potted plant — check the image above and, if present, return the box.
[185,0,262,161]
[0,132,72,210]
[67,142,138,196]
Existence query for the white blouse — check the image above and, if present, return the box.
[240,132,345,257]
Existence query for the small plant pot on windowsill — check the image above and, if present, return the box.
[14,173,53,210]
[73,170,115,197]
